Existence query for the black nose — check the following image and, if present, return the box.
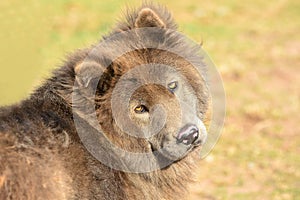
[177,124,199,145]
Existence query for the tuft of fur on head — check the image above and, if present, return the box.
[111,2,177,34]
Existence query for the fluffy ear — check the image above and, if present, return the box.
[135,8,166,28]
[74,61,103,88]
[74,61,114,95]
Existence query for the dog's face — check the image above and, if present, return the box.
[126,62,208,161]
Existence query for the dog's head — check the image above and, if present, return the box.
[72,5,210,170]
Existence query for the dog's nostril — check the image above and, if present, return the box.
[177,125,199,145]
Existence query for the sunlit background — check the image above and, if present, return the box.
[0,0,299,199]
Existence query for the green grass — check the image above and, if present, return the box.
[0,0,299,199]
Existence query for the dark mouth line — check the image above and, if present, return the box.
[149,139,202,152]
[150,142,156,152]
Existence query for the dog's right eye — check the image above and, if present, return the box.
[167,81,178,92]
[134,105,149,114]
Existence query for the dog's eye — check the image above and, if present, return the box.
[134,105,148,114]
[168,81,178,91]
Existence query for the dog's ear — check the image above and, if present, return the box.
[74,61,104,89]
[74,60,115,96]
[135,8,166,28]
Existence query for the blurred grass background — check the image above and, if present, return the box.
[0,0,299,199]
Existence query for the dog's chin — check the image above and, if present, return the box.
[150,142,202,169]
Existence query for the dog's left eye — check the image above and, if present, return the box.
[168,81,178,91]
[134,105,148,114]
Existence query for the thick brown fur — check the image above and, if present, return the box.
[0,2,210,200]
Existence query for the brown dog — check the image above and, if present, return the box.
[0,3,210,200]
